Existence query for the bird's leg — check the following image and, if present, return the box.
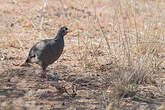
[41,65,47,78]
[41,70,47,78]
[41,70,46,78]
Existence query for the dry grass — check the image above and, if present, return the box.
[0,0,165,109]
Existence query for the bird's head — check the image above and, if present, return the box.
[59,26,70,36]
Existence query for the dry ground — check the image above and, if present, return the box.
[0,0,165,110]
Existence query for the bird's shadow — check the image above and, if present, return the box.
[48,64,101,91]
[1,65,101,109]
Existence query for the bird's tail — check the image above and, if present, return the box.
[20,58,30,67]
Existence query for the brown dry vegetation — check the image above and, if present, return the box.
[0,0,165,110]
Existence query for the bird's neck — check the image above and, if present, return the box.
[55,32,64,40]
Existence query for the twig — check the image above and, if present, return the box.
[40,0,48,29]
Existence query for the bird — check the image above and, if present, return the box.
[22,26,70,78]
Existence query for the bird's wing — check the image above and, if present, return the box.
[35,40,48,50]
[28,39,57,59]
[28,41,44,59]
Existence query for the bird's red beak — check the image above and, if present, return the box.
[66,29,70,33]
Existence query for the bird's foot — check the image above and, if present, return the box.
[40,73,48,79]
